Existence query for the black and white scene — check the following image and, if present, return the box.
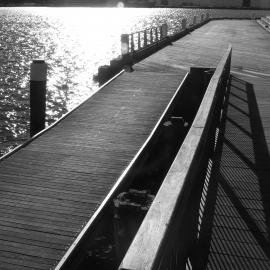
[0,0,270,269]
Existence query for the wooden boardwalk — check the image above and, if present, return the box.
[195,21,270,269]
[0,31,188,269]
[0,19,270,269]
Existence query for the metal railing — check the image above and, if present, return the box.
[120,13,210,56]
[121,24,168,55]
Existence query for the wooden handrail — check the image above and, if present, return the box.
[119,45,232,270]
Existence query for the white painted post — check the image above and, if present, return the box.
[30,60,47,137]
[181,18,187,30]
[121,34,129,55]
[161,23,168,38]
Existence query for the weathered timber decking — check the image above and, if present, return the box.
[0,33,189,270]
[195,22,270,269]
[0,19,270,270]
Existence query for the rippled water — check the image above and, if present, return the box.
[0,7,269,156]
[0,7,205,155]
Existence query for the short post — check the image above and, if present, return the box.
[161,23,168,38]
[121,34,130,55]
[193,16,197,25]
[206,13,209,20]
[144,30,147,47]
[150,28,153,44]
[181,18,187,30]
[30,60,47,137]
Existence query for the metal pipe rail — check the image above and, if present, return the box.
[119,45,232,270]
[121,24,168,55]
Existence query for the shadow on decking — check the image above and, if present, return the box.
[195,75,270,269]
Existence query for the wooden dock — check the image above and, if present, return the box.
[0,19,270,269]
[120,19,270,270]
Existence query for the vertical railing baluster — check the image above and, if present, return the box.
[121,34,130,55]
[150,28,153,44]
[155,27,158,41]
[138,32,141,50]
[144,30,147,47]
[131,33,134,52]
[159,26,163,39]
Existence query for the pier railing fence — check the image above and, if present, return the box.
[119,45,232,270]
[120,13,210,55]
[121,24,168,55]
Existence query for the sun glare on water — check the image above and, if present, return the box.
[117,2,125,8]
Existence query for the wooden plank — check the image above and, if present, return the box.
[0,19,270,270]
[119,47,231,270]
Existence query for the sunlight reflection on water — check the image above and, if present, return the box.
[1,7,205,155]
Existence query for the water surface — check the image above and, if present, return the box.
[0,7,268,155]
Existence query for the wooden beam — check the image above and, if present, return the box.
[119,45,232,270]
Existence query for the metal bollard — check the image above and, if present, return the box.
[30,60,47,137]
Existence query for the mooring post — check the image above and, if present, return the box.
[30,60,47,137]
[181,18,187,30]
[121,34,129,55]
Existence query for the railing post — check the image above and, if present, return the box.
[150,28,153,44]
[161,23,168,38]
[181,18,187,30]
[121,34,130,55]
[155,27,158,41]
[144,30,147,47]
[201,14,204,22]
[138,32,141,50]
[130,33,134,52]
[193,16,197,25]
[159,25,163,39]
[30,60,47,137]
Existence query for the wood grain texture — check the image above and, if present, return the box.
[119,44,231,270]
[121,20,270,270]
[1,20,270,270]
